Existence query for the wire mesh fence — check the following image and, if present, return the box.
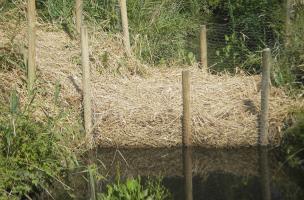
[206,23,281,73]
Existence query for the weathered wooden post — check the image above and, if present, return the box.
[27,0,36,91]
[76,0,83,34]
[182,70,191,147]
[119,0,131,57]
[285,0,292,47]
[260,48,271,146]
[200,25,208,70]
[183,147,193,200]
[81,25,92,136]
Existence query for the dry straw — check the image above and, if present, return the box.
[0,24,303,148]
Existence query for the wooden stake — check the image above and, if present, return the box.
[76,0,83,34]
[260,48,271,146]
[200,25,208,70]
[119,0,131,57]
[81,26,92,135]
[182,70,191,147]
[27,0,36,91]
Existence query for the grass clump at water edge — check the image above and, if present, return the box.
[99,176,172,200]
[0,89,80,199]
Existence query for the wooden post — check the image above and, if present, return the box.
[81,26,92,136]
[27,0,36,91]
[200,25,208,70]
[183,147,193,200]
[182,70,191,146]
[285,0,292,47]
[119,0,131,57]
[258,147,271,200]
[76,0,83,34]
[260,48,271,146]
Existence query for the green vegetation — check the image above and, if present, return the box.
[100,177,171,200]
[0,90,78,199]
[1,1,303,84]
[35,0,276,65]
[34,0,303,86]
[0,0,303,199]
[282,111,304,169]
[0,88,171,199]
[279,111,304,196]
[273,5,304,89]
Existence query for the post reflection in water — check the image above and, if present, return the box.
[183,147,193,200]
[87,150,97,200]
[259,146,271,200]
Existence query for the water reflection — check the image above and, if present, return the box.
[181,147,272,200]
[183,147,193,200]
[259,146,271,200]
[44,147,304,199]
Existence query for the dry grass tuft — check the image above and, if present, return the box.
[0,23,303,148]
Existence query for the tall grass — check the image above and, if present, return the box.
[100,176,172,200]
[0,87,81,199]
[2,0,302,83]
[273,5,304,89]
[35,0,287,66]
[36,0,209,64]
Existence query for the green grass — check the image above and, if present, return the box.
[273,5,304,89]
[34,0,291,72]
[3,0,295,73]
[282,111,304,169]
[0,89,80,199]
[99,176,172,200]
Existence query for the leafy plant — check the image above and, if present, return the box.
[99,177,172,200]
[282,112,304,168]
[0,89,77,199]
[272,4,304,88]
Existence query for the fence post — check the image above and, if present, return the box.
[260,48,271,146]
[182,70,191,147]
[81,26,92,136]
[76,0,83,34]
[119,0,131,57]
[200,25,208,70]
[27,0,36,91]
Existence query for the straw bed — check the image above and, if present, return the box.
[0,24,302,148]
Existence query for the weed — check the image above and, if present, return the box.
[99,176,172,200]
[0,89,78,199]
[281,111,304,169]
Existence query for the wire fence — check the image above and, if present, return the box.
[206,23,281,73]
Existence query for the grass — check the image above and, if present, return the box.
[0,1,303,198]
[33,0,301,85]
[99,176,172,200]
[0,91,71,198]
[272,5,304,92]
[282,111,304,169]
[2,0,299,74]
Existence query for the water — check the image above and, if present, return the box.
[47,147,304,200]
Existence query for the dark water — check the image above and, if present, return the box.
[47,147,304,200]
